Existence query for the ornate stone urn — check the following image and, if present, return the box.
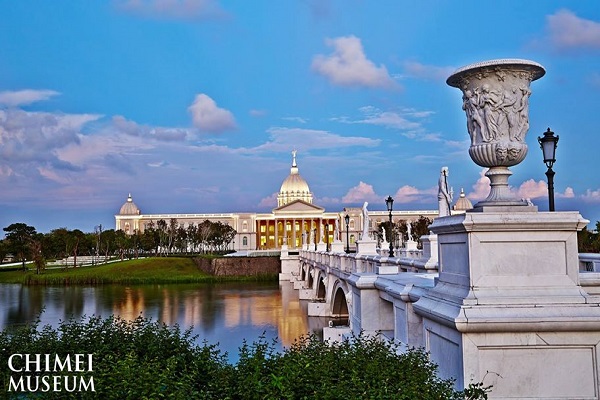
[447,59,545,208]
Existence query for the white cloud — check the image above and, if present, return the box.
[115,0,227,20]
[393,185,436,204]
[338,105,444,142]
[545,9,600,51]
[467,172,576,203]
[562,187,576,198]
[357,108,422,130]
[311,35,397,88]
[0,109,99,168]
[188,94,237,133]
[403,61,455,82]
[249,109,267,117]
[112,115,190,141]
[342,181,381,204]
[0,89,60,107]
[467,169,491,201]
[516,179,549,199]
[282,116,308,124]
[258,192,278,208]
[582,188,600,203]
[253,127,379,153]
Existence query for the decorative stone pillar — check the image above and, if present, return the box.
[411,59,600,397]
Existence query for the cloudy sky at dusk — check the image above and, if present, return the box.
[1,1,599,233]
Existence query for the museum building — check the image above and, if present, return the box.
[115,152,447,251]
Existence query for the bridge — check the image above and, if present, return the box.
[281,212,600,399]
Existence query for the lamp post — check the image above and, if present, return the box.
[538,127,559,212]
[344,214,350,253]
[314,228,317,251]
[385,196,394,257]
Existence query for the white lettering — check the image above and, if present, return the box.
[8,376,24,392]
[26,376,39,392]
[8,354,22,372]
[24,354,41,373]
[80,376,95,392]
[41,375,51,392]
[53,375,61,392]
[53,355,72,372]
[64,376,76,392]
[88,354,93,372]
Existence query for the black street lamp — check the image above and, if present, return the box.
[538,127,559,211]
[385,196,394,257]
[314,228,317,251]
[344,214,350,253]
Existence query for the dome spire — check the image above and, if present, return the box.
[290,150,298,175]
[278,150,313,207]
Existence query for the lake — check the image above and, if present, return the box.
[0,281,329,361]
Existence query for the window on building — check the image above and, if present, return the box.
[242,221,248,232]
[243,236,248,246]
[350,220,355,229]
[350,234,356,244]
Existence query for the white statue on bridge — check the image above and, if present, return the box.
[361,202,370,239]
[438,166,454,217]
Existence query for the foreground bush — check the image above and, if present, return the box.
[0,315,483,399]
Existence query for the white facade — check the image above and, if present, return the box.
[115,153,442,251]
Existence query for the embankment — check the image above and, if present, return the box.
[193,256,280,277]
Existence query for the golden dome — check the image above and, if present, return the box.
[277,151,313,206]
[453,188,473,211]
[119,194,141,215]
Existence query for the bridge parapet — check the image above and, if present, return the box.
[580,252,600,272]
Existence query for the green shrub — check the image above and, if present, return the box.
[0,316,486,399]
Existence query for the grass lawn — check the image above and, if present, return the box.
[0,257,266,285]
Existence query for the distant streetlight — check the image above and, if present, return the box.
[314,228,317,251]
[538,127,559,211]
[385,196,394,257]
[344,214,350,253]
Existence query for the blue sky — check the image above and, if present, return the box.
[1,0,599,233]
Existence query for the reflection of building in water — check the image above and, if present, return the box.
[116,152,451,251]
[112,287,146,321]
[222,284,308,346]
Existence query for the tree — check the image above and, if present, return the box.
[114,230,130,261]
[31,233,46,274]
[411,215,433,249]
[68,229,86,268]
[3,223,37,270]
[578,223,600,253]
[0,239,8,264]
[156,219,168,256]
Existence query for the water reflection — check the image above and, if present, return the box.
[0,282,325,359]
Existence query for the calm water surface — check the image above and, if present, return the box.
[0,282,327,360]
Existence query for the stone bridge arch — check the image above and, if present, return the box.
[307,267,314,289]
[330,279,350,319]
[316,271,327,300]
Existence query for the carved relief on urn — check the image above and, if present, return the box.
[447,59,545,208]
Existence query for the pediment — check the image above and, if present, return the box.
[273,200,325,214]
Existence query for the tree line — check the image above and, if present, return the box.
[578,221,600,253]
[377,215,433,249]
[0,219,237,272]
